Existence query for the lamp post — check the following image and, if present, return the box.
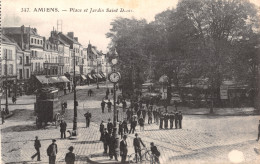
[72,50,78,135]
[96,60,99,89]
[5,52,9,114]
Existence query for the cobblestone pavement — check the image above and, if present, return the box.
[1,83,260,164]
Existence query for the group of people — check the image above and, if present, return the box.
[31,137,75,164]
[99,120,161,164]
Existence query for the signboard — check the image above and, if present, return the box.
[220,86,228,99]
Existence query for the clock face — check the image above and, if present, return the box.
[109,72,120,83]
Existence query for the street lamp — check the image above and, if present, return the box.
[96,60,99,89]
[108,58,120,155]
[72,49,78,136]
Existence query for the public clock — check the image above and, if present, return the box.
[109,72,121,83]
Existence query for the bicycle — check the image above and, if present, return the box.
[128,147,152,163]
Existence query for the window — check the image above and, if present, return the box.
[37,40,39,44]
[31,38,33,43]
[40,40,43,45]
[26,56,29,64]
[19,69,23,80]
[26,69,30,78]
[19,57,23,65]
[9,64,13,75]
[34,39,36,44]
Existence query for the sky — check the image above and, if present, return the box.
[2,0,260,53]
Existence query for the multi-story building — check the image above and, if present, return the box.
[1,34,18,97]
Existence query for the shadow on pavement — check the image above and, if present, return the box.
[1,124,38,133]
[71,140,101,145]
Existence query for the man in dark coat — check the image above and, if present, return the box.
[31,136,41,161]
[134,102,139,112]
[133,133,145,162]
[169,113,175,129]
[107,118,113,134]
[148,109,152,124]
[60,120,67,139]
[122,119,129,134]
[150,142,160,163]
[106,88,110,99]
[164,113,169,129]
[65,146,75,164]
[99,121,105,141]
[107,99,112,112]
[137,109,142,120]
[102,129,110,154]
[159,113,164,129]
[101,100,106,113]
[47,139,58,164]
[120,135,128,163]
[129,117,137,134]
[84,111,92,128]
[118,121,124,139]
[1,108,6,124]
[153,109,157,123]
[178,111,183,129]
[126,109,131,122]
[122,99,127,112]
[109,133,118,161]
[257,120,260,141]
[175,112,179,129]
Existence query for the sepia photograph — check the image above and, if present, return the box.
[1,0,260,163]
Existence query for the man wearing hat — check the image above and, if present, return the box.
[133,133,145,162]
[60,120,67,139]
[65,146,75,164]
[47,139,58,164]
[120,135,128,163]
[31,136,41,161]
[107,118,113,134]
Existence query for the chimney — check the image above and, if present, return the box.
[33,28,37,34]
[74,37,78,41]
[67,32,74,39]
[21,25,24,50]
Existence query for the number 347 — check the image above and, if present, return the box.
[21,8,29,12]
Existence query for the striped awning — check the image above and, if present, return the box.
[87,74,93,79]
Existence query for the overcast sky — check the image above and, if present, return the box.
[2,0,260,53]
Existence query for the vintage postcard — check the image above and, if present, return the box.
[1,0,260,163]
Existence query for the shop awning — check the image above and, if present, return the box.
[81,75,87,80]
[59,76,70,82]
[92,74,97,78]
[97,74,103,78]
[87,74,93,79]
[100,72,106,78]
[35,75,51,84]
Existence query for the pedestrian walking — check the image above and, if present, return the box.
[107,118,113,134]
[101,100,106,113]
[139,115,144,131]
[122,99,127,112]
[60,120,67,139]
[133,133,145,162]
[109,133,118,161]
[12,96,16,104]
[126,109,131,122]
[129,117,137,134]
[257,120,260,141]
[63,86,67,95]
[102,128,110,154]
[150,142,160,164]
[178,111,183,129]
[84,111,92,128]
[106,88,110,99]
[134,102,139,113]
[123,119,129,134]
[1,108,6,124]
[31,136,41,161]
[107,99,112,112]
[47,139,58,164]
[142,108,147,121]
[175,112,179,129]
[65,146,75,164]
[118,121,124,139]
[148,109,153,124]
[153,109,157,123]
[68,83,71,93]
[99,120,105,141]
[120,135,128,163]
[88,89,93,96]
[159,113,164,129]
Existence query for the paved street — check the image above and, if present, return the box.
[1,83,260,164]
